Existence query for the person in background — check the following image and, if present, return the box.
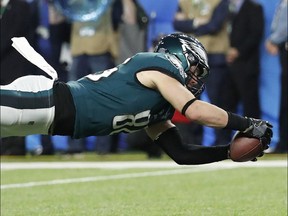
[0,0,38,155]
[218,0,264,143]
[173,0,230,146]
[1,0,38,85]
[47,0,71,82]
[265,0,287,153]
[113,0,148,64]
[69,5,118,81]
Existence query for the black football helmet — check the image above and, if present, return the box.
[154,33,209,97]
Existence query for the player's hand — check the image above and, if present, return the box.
[243,118,273,150]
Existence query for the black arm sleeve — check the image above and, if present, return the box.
[224,112,251,131]
[154,127,229,165]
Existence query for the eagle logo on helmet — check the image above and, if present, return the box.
[179,37,208,70]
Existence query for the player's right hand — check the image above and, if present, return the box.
[243,118,273,150]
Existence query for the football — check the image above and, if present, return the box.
[229,132,263,162]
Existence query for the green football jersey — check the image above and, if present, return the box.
[67,52,186,138]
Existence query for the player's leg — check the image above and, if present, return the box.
[0,75,55,137]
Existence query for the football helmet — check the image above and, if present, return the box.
[154,33,209,97]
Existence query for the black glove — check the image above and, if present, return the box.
[250,152,264,162]
[244,118,273,150]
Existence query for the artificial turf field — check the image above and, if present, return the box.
[1,153,287,216]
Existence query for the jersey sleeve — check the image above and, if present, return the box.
[130,53,186,85]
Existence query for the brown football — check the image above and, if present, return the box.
[230,132,263,162]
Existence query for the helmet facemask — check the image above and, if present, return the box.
[184,52,209,97]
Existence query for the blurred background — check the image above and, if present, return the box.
[0,0,286,156]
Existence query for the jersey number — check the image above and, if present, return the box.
[86,58,131,81]
[86,68,118,81]
[111,110,151,134]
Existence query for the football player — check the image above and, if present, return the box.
[0,33,273,164]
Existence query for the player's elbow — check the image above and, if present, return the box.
[171,155,202,165]
[173,159,191,165]
[172,156,186,165]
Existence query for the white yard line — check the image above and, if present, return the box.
[1,160,286,190]
[0,160,286,170]
[0,166,227,190]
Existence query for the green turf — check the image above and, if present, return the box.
[1,156,287,216]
